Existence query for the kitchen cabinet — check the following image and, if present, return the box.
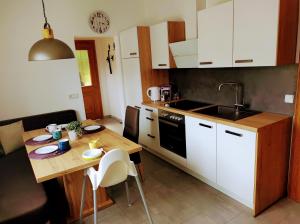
[122,58,143,109]
[120,26,169,109]
[233,0,298,67]
[150,21,185,69]
[198,1,233,68]
[120,27,139,59]
[186,116,217,183]
[139,106,159,150]
[217,124,256,208]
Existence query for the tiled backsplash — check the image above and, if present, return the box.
[170,65,298,115]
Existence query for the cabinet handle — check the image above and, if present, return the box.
[199,61,213,65]
[134,106,141,109]
[145,108,153,112]
[158,64,167,67]
[147,134,155,139]
[235,59,253,63]
[199,123,212,129]
[146,117,154,121]
[225,130,243,137]
[130,52,137,56]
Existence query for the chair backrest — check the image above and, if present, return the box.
[96,149,137,188]
[123,106,140,143]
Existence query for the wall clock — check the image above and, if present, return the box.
[89,10,110,34]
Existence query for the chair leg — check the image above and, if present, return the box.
[125,181,132,206]
[80,174,87,224]
[136,163,145,182]
[93,189,97,224]
[134,176,153,224]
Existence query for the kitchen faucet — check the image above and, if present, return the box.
[218,82,244,114]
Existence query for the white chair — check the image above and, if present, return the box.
[79,149,153,224]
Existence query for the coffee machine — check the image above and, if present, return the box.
[160,85,172,102]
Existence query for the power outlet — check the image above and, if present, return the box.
[69,93,79,99]
[284,94,294,104]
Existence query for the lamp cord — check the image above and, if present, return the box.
[42,0,50,29]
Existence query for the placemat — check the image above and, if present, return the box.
[25,137,56,146]
[28,145,70,160]
[83,125,106,135]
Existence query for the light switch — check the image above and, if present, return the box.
[69,93,79,99]
[284,94,294,104]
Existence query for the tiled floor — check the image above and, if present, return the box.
[80,118,300,224]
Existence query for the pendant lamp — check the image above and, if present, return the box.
[28,0,74,61]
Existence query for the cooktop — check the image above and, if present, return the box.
[168,100,212,111]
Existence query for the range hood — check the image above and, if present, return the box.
[169,39,198,68]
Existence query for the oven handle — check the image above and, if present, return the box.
[159,119,179,128]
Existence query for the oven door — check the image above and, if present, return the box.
[159,118,186,158]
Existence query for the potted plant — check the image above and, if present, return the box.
[66,121,83,141]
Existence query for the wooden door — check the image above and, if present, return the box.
[233,0,280,67]
[198,1,233,68]
[75,40,103,119]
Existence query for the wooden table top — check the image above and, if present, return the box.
[23,120,142,183]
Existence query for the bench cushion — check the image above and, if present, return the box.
[0,149,48,224]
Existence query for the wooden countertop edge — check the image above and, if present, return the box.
[142,102,291,132]
[33,146,142,183]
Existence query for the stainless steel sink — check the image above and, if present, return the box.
[193,105,261,121]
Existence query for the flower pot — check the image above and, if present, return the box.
[68,130,78,141]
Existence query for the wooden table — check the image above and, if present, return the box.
[23,120,142,222]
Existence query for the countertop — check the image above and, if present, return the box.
[143,101,292,132]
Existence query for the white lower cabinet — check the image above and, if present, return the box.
[139,106,159,151]
[217,124,256,208]
[186,116,217,183]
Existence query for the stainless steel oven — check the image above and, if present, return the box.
[158,110,186,158]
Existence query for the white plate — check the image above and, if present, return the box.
[82,148,103,160]
[84,125,101,131]
[35,145,58,155]
[33,134,53,142]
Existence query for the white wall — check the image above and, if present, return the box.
[95,37,125,120]
[142,0,198,39]
[0,0,144,121]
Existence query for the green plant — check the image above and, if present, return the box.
[66,121,83,136]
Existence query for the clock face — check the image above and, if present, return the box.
[89,11,110,34]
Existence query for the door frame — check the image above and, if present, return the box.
[75,39,104,119]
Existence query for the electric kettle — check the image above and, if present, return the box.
[147,87,161,102]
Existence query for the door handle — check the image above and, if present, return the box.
[129,52,137,56]
[199,61,213,65]
[158,64,167,67]
[146,117,154,121]
[147,134,155,139]
[199,123,212,129]
[134,106,141,109]
[145,108,153,112]
[225,130,243,137]
[235,59,253,63]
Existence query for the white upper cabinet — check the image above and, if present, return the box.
[150,21,185,69]
[150,22,170,69]
[186,116,217,183]
[233,0,280,67]
[198,1,233,68]
[120,27,139,59]
[122,58,143,109]
[217,124,256,208]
